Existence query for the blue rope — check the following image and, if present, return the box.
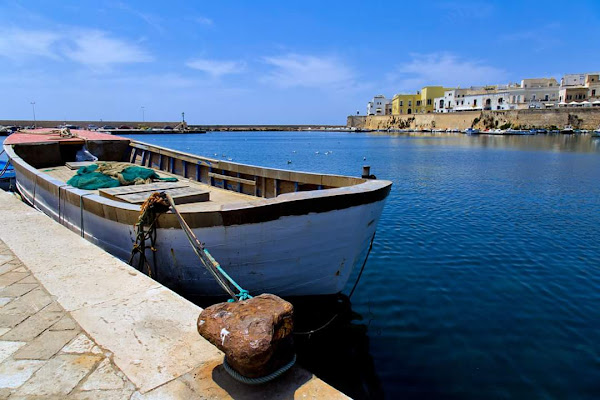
[222,354,296,385]
[203,249,253,302]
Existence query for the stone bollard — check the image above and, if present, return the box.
[197,294,295,379]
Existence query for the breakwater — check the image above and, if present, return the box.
[0,120,345,132]
[348,108,600,131]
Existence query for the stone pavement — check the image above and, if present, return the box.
[0,240,136,399]
[0,190,348,399]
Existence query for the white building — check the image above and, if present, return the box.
[367,95,392,115]
[435,79,559,112]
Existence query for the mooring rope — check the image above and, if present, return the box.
[222,354,296,385]
[129,192,170,278]
[294,232,376,337]
[0,159,11,178]
[165,192,252,302]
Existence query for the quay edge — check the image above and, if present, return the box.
[0,190,349,399]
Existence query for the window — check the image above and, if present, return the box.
[427,99,432,105]
[416,100,421,106]
[408,101,412,106]
[567,95,572,100]
[593,89,596,96]
[498,98,503,104]
[399,101,403,106]
[473,99,477,106]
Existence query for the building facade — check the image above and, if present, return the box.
[367,95,392,115]
[435,79,559,112]
[392,86,452,115]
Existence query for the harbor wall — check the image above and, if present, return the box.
[348,108,600,130]
[0,120,344,131]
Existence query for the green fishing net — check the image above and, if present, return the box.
[67,163,177,190]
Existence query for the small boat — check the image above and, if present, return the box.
[592,128,600,137]
[0,160,15,190]
[561,125,574,134]
[4,129,392,297]
[464,128,480,135]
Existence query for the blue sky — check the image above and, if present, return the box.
[1,0,599,124]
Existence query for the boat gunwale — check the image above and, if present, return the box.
[4,142,392,229]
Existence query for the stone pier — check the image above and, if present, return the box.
[0,190,347,399]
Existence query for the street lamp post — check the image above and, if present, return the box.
[30,101,36,127]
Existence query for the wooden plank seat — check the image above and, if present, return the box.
[208,172,256,186]
[65,161,96,170]
[99,182,210,205]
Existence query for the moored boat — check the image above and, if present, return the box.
[4,129,392,297]
[561,125,574,134]
[464,128,480,135]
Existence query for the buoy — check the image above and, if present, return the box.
[363,156,367,161]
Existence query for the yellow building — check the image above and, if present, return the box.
[392,94,419,115]
[392,86,453,115]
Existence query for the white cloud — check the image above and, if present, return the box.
[0,29,61,60]
[193,16,214,26]
[186,58,245,77]
[65,30,153,68]
[0,27,153,69]
[387,53,508,91]
[113,2,165,33]
[261,53,356,89]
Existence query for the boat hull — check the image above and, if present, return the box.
[11,153,390,297]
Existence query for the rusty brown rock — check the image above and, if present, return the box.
[197,293,294,378]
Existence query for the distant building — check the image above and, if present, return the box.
[435,79,559,112]
[392,86,452,115]
[367,95,392,115]
[392,93,419,115]
[435,86,499,113]
[521,78,557,88]
[559,73,600,105]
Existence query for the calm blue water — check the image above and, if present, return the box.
[122,131,600,399]
[30,131,600,399]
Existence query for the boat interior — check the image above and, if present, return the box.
[7,129,368,209]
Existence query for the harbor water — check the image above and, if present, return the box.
[6,132,600,399]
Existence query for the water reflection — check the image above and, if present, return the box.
[365,132,600,154]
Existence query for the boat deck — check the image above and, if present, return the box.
[41,163,261,209]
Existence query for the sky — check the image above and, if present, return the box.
[1,0,599,125]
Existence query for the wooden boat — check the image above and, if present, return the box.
[3,129,392,297]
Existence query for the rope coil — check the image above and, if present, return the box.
[128,192,170,278]
[222,354,296,385]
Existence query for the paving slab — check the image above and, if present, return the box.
[0,314,29,329]
[1,310,63,341]
[0,288,53,316]
[0,272,30,289]
[0,283,38,298]
[61,333,102,355]
[71,286,223,393]
[0,358,45,389]
[0,313,30,329]
[14,354,103,397]
[13,329,80,360]
[80,358,128,391]
[0,340,26,363]
[49,314,78,331]
[70,388,136,400]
